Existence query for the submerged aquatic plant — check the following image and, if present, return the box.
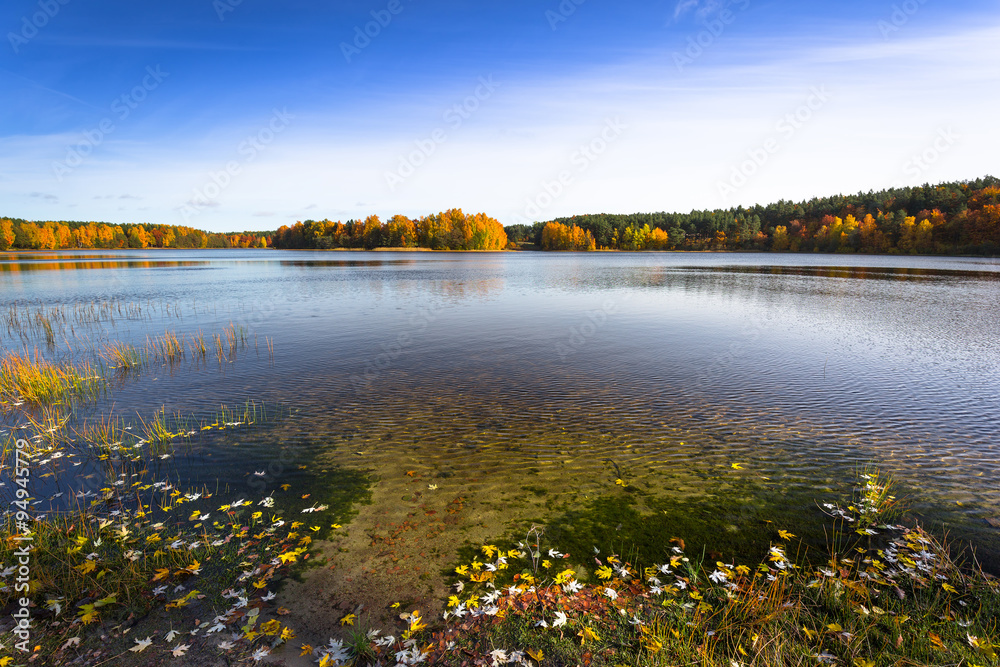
[301,469,1000,667]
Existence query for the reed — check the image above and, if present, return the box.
[149,330,185,365]
[138,407,181,450]
[189,331,207,358]
[0,349,100,407]
[213,333,225,363]
[101,341,144,371]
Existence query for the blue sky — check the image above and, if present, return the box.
[1,0,998,232]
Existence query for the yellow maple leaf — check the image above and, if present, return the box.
[409,611,427,632]
[77,604,99,624]
[578,627,600,645]
[260,619,282,635]
[75,561,97,575]
[340,613,356,626]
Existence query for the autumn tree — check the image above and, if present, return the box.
[771,225,789,251]
[0,219,14,251]
[540,222,595,251]
[858,214,887,253]
[897,217,918,253]
[127,225,150,249]
[385,215,417,247]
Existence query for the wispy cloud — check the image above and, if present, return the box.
[673,0,726,21]
[33,37,265,51]
[0,69,103,112]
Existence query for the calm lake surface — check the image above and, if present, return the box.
[3,250,1000,570]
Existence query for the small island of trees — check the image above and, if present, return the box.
[270,209,508,251]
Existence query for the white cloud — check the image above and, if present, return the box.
[673,0,728,21]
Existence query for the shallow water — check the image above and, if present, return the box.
[2,249,999,569]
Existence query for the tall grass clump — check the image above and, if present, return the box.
[189,330,207,358]
[149,330,185,365]
[101,341,144,372]
[0,350,99,408]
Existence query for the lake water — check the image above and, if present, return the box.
[2,249,1000,577]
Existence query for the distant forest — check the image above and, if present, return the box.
[3,178,997,255]
[0,218,268,251]
[507,177,1000,255]
[270,209,508,250]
